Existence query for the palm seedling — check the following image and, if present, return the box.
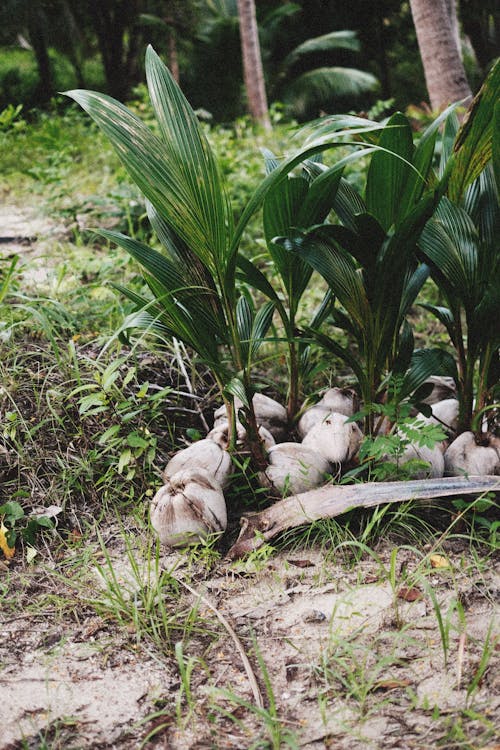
[66,46,277,467]
[417,60,500,436]
[279,110,457,434]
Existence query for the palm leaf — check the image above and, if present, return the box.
[283,30,361,70]
[419,198,480,308]
[293,228,370,333]
[145,46,232,270]
[365,112,414,231]
[332,177,367,231]
[285,67,379,116]
[66,48,232,278]
[399,348,458,400]
[448,58,500,201]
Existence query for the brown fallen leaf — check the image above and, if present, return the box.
[430,553,450,569]
[372,678,412,691]
[287,559,315,568]
[397,586,424,602]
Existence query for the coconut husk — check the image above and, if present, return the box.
[420,376,457,405]
[444,432,500,476]
[320,386,359,415]
[260,442,331,496]
[163,439,232,488]
[150,468,227,547]
[213,393,288,441]
[297,388,358,438]
[392,442,445,478]
[302,412,363,464]
[208,421,275,452]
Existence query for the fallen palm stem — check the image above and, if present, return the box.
[227,475,499,559]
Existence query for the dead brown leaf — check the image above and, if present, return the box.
[372,678,412,691]
[287,559,315,568]
[397,586,424,602]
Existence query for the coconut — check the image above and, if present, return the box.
[392,442,445,478]
[444,432,500,476]
[260,442,331,496]
[302,412,363,464]
[430,399,459,433]
[207,421,276,452]
[297,405,332,439]
[297,388,358,438]
[320,387,358,415]
[163,439,232,488]
[213,393,288,441]
[416,398,459,434]
[420,376,457,405]
[150,468,227,547]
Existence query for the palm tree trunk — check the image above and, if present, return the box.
[409,0,472,110]
[236,0,271,130]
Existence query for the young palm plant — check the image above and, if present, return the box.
[67,47,387,467]
[281,111,455,433]
[66,46,276,466]
[417,61,500,434]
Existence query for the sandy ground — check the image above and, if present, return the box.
[2,536,499,750]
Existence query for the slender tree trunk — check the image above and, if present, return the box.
[409,0,472,110]
[167,28,179,83]
[444,0,462,59]
[28,2,54,102]
[89,0,140,101]
[460,0,500,73]
[236,0,271,130]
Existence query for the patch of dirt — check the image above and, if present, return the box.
[2,536,499,749]
[0,203,67,286]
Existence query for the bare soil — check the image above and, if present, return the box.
[2,531,499,750]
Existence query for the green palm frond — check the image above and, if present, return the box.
[284,67,379,117]
[283,30,361,70]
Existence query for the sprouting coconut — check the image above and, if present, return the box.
[297,405,333,439]
[150,468,227,547]
[297,387,358,438]
[302,412,363,465]
[444,432,500,476]
[430,399,459,432]
[320,387,359,415]
[207,421,275,452]
[417,398,459,434]
[420,376,457,405]
[213,393,288,441]
[260,442,331,496]
[392,442,445,478]
[163,439,232,488]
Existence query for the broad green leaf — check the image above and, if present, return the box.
[232,144,377,256]
[419,198,479,307]
[297,164,343,225]
[400,349,458,400]
[366,112,414,231]
[283,30,360,70]
[494,100,500,194]
[448,58,500,201]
